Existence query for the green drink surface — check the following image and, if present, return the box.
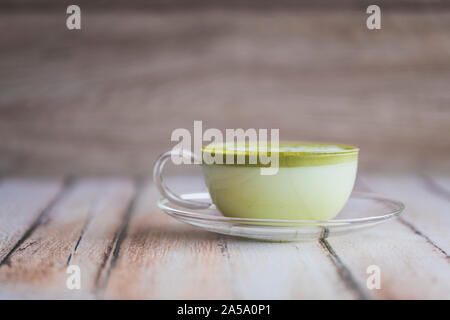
[202,141,358,167]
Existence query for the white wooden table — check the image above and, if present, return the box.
[0,173,449,299]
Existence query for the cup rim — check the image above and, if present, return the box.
[202,141,358,156]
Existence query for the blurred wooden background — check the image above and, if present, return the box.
[1,1,449,175]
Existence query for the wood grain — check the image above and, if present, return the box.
[104,176,361,299]
[362,173,450,254]
[327,220,450,299]
[324,173,450,299]
[0,173,449,299]
[0,178,135,298]
[104,177,236,299]
[1,10,449,175]
[0,178,62,263]
[223,238,360,299]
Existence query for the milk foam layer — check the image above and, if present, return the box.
[202,160,358,220]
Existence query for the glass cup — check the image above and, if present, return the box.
[153,142,358,220]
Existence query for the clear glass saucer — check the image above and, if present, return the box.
[157,192,404,241]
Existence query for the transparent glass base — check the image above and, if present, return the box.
[158,192,404,242]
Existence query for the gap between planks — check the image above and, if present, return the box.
[5,174,444,298]
[213,203,370,299]
[0,176,74,267]
[329,173,450,299]
[319,238,371,300]
[94,176,145,296]
[102,175,363,299]
[359,174,449,260]
[0,176,144,298]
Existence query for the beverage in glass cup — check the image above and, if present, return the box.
[154,142,358,220]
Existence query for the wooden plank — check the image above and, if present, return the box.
[325,173,450,299]
[328,220,450,299]
[103,177,235,299]
[105,176,360,299]
[1,174,448,299]
[66,178,136,298]
[0,178,62,263]
[0,178,135,299]
[362,173,450,254]
[224,239,360,299]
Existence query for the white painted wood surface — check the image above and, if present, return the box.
[327,173,450,299]
[0,174,449,299]
[0,178,134,299]
[0,179,62,263]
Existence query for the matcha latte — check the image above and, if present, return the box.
[201,142,358,220]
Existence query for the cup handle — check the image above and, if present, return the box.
[153,149,212,209]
